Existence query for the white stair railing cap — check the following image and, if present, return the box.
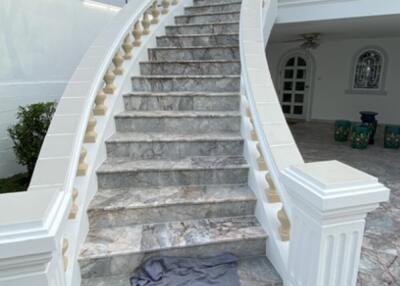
[282,160,390,212]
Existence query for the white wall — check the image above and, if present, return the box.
[0,0,117,178]
[267,37,400,125]
[277,0,400,24]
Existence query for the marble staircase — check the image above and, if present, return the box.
[80,0,282,285]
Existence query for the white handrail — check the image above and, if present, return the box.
[0,1,187,285]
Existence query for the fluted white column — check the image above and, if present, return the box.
[282,160,389,286]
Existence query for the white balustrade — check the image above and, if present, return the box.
[0,1,189,285]
[240,0,389,285]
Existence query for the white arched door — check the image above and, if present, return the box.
[278,53,312,120]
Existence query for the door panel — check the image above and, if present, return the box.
[279,54,310,119]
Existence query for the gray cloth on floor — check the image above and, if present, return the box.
[130,253,241,286]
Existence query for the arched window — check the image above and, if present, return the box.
[351,48,386,92]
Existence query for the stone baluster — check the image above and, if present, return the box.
[251,128,258,141]
[103,67,116,94]
[112,50,124,75]
[94,89,107,116]
[151,1,160,24]
[162,0,170,14]
[77,148,88,176]
[142,10,151,35]
[256,143,268,171]
[265,173,281,203]
[133,21,142,47]
[84,111,97,143]
[68,188,79,220]
[62,239,69,272]
[122,34,133,60]
[278,207,290,241]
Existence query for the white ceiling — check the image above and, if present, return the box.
[270,14,400,43]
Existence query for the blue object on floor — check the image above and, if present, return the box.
[130,253,241,286]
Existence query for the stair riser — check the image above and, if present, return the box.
[185,3,241,15]
[140,61,241,76]
[175,13,240,24]
[194,0,242,6]
[115,116,241,133]
[149,47,240,61]
[131,77,240,92]
[88,200,255,228]
[156,34,239,47]
[106,140,244,160]
[79,237,266,278]
[124,94,240,111]
[97,168,248,189]
[165,23,239,35]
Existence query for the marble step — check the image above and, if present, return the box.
[131,75,240,93]
[106,132,244,160]
[88,184,256,228]
[148,46,240,61]
[140,60,240,75]
[165,22,239,35]
[114,110,241,133]
[96,156,248,189]
[175,11,240,25]
[124,92,240,111]
[156,33,239,47]
[79,216,266,278]
[185,2,242,15]
[81,256,282,286]
[194,0,242,6]
[123,91,240,111]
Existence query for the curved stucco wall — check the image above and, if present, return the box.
[0,0,117,178]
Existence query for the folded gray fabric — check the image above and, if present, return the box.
[130,253,241,286]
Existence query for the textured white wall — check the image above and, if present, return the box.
[267,36,400,125]
[0,0,117,178]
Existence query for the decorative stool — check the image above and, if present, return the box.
[351,125,370,149]
[384,125,400,149]
[360,111,378,144]
[334,120,351,142]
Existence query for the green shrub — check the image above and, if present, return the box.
[8,102,56,177]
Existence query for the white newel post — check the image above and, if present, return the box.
[281,160,390,286]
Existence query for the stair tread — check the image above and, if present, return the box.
[108,131,242,143]
[82,255,281,286]
[116,110,240,118]
[131,75,240,79]
[157,32,238,38]
[188,1,242,8]
[79,216,266,260]
[150,45,238,50]
[176,10,240,17]
[166,21,239,28]
[98,155,248,173]
[125,91,240,96]
[142,59,240,63]
[90,184,255,211]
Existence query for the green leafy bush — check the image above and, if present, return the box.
[8,102,56,177]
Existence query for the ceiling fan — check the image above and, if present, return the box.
[281,33,322,49]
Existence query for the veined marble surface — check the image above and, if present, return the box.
[185,2,242,15]
[291,121,400,286]
[165,22,239,35]
[156,34,239,48]
[148,46,240,61]
[79,216,266,278]
[175,11,240,25]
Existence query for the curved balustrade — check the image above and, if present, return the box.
[0,1,188,285]
[239,1,389,285]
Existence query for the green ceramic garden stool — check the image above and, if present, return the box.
[384,125,400,149]
[334,120,352,142]
[351,125,370,149]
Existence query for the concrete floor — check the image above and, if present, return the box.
[290,121,399,286]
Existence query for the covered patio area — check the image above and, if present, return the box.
[290,121,399,286]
